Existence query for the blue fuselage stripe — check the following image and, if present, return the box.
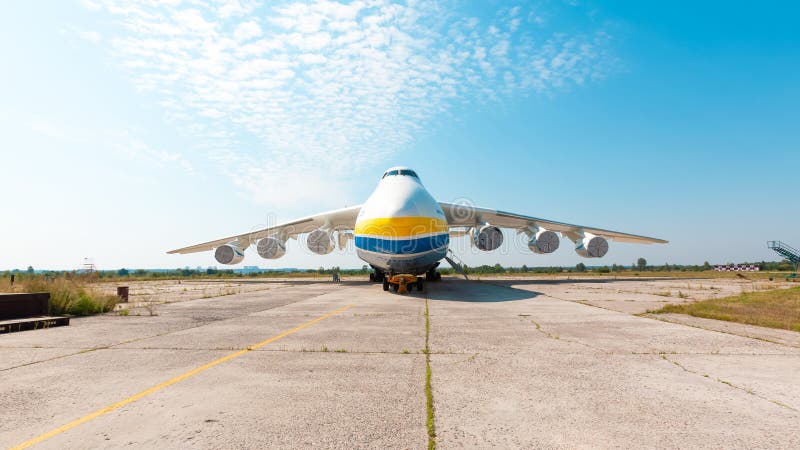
[355,234,449,255]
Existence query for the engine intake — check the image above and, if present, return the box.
[474,225,503,251]
[529,229,559,254]
[257,237,286,259]
[215,244,245,265]
[307,229,334,255]
[575,234,608,258]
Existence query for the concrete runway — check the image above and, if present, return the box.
[1,278,799,449]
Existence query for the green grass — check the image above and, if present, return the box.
[5,277,119,316]
[651,286,800,332]
[424,297,435,450]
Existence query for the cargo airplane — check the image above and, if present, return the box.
[169,167,667,292]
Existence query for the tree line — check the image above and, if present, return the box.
[4,258,796,281]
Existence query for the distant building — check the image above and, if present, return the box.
[714,264,760,272]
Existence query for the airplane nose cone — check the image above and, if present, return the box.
[382,183,429,217]
[361,174,443,220]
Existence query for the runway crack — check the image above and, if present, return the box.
[523,317,609,353]
[658,353,797,412]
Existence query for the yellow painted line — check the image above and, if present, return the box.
[10,304,354,450]
[355,217,448,237]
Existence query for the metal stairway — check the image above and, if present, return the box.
[767,241,800,270]
[444,249,469,280]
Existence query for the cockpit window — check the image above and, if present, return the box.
[382,169,419,179]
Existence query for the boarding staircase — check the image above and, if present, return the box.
[767,241,800,271]
[445,249,469,280]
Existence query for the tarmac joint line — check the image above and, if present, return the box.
[9,304,354,450]
[424,294,436,450]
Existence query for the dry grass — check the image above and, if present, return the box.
[2,276,118,316]
[652,287,800,332]
[495,270,791,281]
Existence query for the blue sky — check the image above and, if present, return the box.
[1,0,798,270]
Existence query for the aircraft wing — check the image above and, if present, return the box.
[439,202,667,244]
[167,205,363,254]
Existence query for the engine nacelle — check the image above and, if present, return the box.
[574,234,609,258]
[307,229,334,255]
[215,244,245,265]
[528,229,560,254]
[257,237,286,259]
[474,225,503,251]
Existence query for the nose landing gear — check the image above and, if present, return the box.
[384,274,424,294]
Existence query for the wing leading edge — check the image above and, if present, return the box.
[167,205,362,254]
[439,202,667,244]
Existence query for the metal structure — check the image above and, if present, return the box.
[445,249,469,280]
[81,257,96,273]
[0,293,70,334]
[767,241,800,272]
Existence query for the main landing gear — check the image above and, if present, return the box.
[425,268,442,282]
[369,269,385,282]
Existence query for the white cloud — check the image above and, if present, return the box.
[80,0,616,206]
[234,20,262,41]
[27,116,194,173]
[60,24,103,44]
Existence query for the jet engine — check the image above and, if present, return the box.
[528,229,560,254]
[307,229,334,255]
[574,234,609,258]
[257,237,286,259]
[215,244,245,265]
[473,225,503,251]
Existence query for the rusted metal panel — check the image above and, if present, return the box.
[0,316,70,334]
[0,293,51,320]
[117,286,129,302]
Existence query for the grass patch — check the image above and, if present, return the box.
[6,277,118,316]
[424,297,436,450]
[651,286,800,331]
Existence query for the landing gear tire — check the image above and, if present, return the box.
[382,279,389,291]
[416,278,424,291]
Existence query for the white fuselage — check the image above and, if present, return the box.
[354,172,449,275]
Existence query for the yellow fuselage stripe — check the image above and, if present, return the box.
[10,304,354,450]
[354,217,448,237]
